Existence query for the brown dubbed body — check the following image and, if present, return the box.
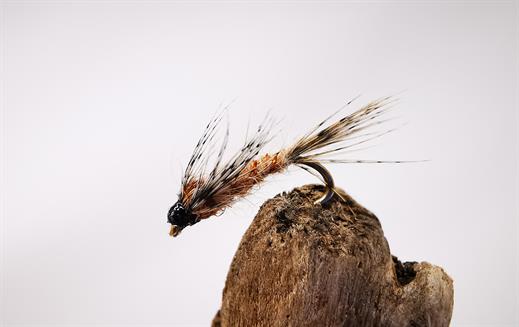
[184,152,287,220]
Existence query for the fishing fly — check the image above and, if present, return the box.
[167,97,405,237]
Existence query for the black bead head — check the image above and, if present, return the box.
[167,201,199,237]
[167,202,189,227]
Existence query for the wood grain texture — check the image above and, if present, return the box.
[213,184,453,327]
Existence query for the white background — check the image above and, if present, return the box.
[1,1,518,326]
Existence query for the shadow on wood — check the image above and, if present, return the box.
[212,184,453,327]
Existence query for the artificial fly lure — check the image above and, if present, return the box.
[167,97,406,237]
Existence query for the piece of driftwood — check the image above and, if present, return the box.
[212,185,453,327]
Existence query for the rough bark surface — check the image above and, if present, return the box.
[212,184,454,327]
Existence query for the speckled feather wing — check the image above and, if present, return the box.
[181,112,275,213]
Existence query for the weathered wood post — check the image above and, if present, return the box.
[212,185,453,327]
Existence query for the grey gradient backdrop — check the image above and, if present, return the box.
[1,1,518,326]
